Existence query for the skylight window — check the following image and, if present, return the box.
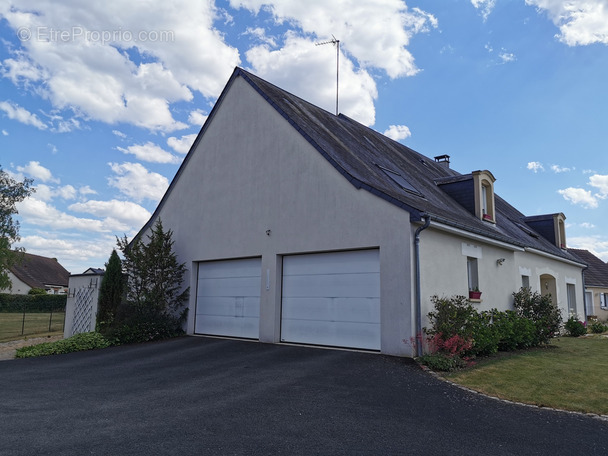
[377,165,422,196]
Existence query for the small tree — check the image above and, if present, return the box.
[112,219,189,343]
[0,166,34,290]
[96,249,124,333]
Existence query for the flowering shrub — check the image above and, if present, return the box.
[564,316,587,337]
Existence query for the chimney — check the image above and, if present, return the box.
[434,155,450,168]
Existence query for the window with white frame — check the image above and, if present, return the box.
[567,283,577,316]
[601,293,608,309]
[467,257,479,292]
[521,275,530,289]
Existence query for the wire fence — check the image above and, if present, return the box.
[0,295,67,342]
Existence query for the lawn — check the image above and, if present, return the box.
[0,312,65,342]
[446,336,608,416]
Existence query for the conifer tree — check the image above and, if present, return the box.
[96,249,124,332]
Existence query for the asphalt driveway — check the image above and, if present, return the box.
[1,337,606,455]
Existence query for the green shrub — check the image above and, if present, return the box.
[589,320,608,334]
[104,310,184,345]
[468,311,500,356]
[564,316,587,337]
[512,288,562,345]
[15,332,111,358]
[427,295,478,340]
[418,352,468,372]
[492,310,536,351]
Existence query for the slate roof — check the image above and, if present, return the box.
[143,67,584,265]
[235,68,582,264]
[10,252,70,289]
[568,249,608,287]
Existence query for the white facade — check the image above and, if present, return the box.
[141,71,585,357]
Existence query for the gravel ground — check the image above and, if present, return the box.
[0,335,63,360]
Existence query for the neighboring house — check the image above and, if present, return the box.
[135,67,586,356]
[569,249,608,321]
[1,252,70,295]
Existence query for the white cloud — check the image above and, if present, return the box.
[69,199,151,228]
[383,124,412,141]
[580,222,595,229]
[232,0,437,79]
[16,234,118,274]
[0,100,47,130]
[558,187,598,209]
[79,185,97,197]
[107,162,169,203]
[17,197,107,232]
[526,0,608,46]
[471,0,496,21]
[112,129,127,138]
[117,141,180,164]
[167,134,197,154]
[589,174,608,198]
[55,185,77,200]
[2,129,8,135]
[568,235,608,262]
[246,32,378,125]
[499,51,516,63]
[551,164,573,173]
[244,27,278,47]
[16,161,59,183]
[527,161,544,173]
[188,109,208,126]
[0,0,240,132]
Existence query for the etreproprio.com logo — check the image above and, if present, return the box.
[16,26,175,44]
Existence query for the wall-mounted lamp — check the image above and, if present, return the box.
[265,229,272,236]
[496,258,505,266]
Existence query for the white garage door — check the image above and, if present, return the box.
[281,250,380,350]
[195,258,261,339]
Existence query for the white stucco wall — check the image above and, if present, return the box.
[150,76,416,356]
[0,272,32,295]
[418,224,585,329]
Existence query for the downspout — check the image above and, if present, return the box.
[414,215,431,358]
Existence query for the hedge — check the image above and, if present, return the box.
[0,293,67,313]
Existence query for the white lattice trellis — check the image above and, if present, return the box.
[71,287,95,335]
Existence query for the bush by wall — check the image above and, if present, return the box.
[422,290,563,370]
[0,293,66,313]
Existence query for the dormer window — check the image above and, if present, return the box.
[522,212,568,249]
[473,170,496,223]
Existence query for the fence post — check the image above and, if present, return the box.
[21,300,26,336]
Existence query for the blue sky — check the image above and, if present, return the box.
[1,0,607,273]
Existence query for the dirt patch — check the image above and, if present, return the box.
[0,335,64,361]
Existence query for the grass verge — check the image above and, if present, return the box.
[0,312,66,342]
[445,336,608,415]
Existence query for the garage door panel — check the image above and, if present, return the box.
[282,274,380,298]
[195,315,259,339]
[196,258,261,339]
[282,297,380,323]
[281,250,380,350]
[281,319,380,350]
[197,276,260,297]
[282,250,379,275]
[195,296,260,318]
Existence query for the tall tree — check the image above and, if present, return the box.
[0,166,33,290]
[113,219,189,342]
[96,249,124,333]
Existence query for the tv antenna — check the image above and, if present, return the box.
[315,35,340,115]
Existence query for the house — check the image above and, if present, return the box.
[569,249,608,321]
[1,252,70,295]
[136,67,585,356]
